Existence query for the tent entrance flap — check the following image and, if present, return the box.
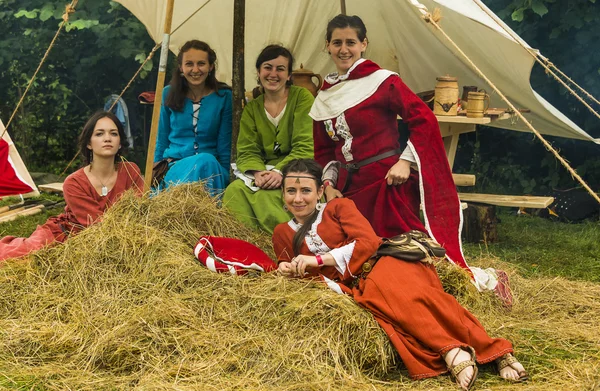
[0,120,39,198]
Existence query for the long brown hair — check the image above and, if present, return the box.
[281,159,324,256]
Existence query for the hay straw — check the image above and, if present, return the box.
[0,184,599,390]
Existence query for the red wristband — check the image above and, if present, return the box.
[323,180,333,189]
[315,254,324,266]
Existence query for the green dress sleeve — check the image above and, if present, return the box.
[236,98,267,173]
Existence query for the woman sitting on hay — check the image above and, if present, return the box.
[0,111,143,261]
[223,44,314,233]
[272,159,528,391]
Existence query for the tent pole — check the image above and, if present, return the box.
[340,0,346,15]
[231,0,245,160]
[143,0,176,191]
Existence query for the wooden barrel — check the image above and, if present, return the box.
[433,76,459,116]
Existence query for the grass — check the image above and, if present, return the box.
[463,209,600,282]
[0,194,64,238]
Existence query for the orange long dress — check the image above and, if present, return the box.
[272,198,512,379]
[1,162,143,261]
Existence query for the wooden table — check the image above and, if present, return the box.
[434,115,554,208]
[436,114,510,169]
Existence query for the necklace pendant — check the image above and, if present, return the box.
[101,186,108,197]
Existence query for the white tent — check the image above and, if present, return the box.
[116,0,598,143]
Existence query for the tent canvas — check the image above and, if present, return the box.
[116,0,598,144]
[0,119,39,199]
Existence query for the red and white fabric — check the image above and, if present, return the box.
[194,236,276,275]
[310,59,468,272]
[0,138,33,197]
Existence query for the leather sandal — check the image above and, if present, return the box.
[496,353,529,382]
[447,346,478,390]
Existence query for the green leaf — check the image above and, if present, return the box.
[39,5,54,22]
[531,0,549,17]
[135,53,146,63]
[511,8,525,22]
[66,19,100,32]
[142,61,153,72]
[14,9,38,19]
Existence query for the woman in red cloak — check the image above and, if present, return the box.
[310,14,468,271]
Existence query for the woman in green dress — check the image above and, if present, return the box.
[223,44,314,233]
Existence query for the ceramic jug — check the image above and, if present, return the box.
[292,64,323,97]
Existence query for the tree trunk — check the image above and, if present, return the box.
[461,203,498,244]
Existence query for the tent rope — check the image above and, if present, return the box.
[420,7,600,205]
[0,0,79,140]
[61,44,160,176]
[472,0,600,120]
[108,43,160,112]
[543,59,600,107]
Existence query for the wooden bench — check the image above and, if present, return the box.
[452,174,475,187]
[38,182,64,194]
[458,193,554,208]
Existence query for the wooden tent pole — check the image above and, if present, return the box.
[143,0,176,191]
[231,0,245,160]
[340,0,346,15]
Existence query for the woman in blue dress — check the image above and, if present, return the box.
[155,40,232,195]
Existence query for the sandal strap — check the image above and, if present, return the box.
[450,359,476,378]
[497,354,518,371]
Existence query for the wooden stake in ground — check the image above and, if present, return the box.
[143,0,176,192]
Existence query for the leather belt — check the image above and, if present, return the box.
[341,148,403,193]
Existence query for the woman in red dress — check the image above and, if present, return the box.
[0,111,144,261]
[310,14,467,270]
[272,159,528,390]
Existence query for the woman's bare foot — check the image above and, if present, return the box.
[445,347,478,390]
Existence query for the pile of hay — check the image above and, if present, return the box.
[0,184,599,390]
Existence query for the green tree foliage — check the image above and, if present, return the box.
[456,0,600,195]
[0,0,156,174]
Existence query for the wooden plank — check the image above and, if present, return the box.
[453,174,476,187]
[458,193,554,208]
[38,182,64,194]
[444,134,460,168]
[436,115,491,124]
[439,123,478,138]
[0,204,45,223]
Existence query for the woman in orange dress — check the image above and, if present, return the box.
[0,111,143,261]
[272,159,528,390]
